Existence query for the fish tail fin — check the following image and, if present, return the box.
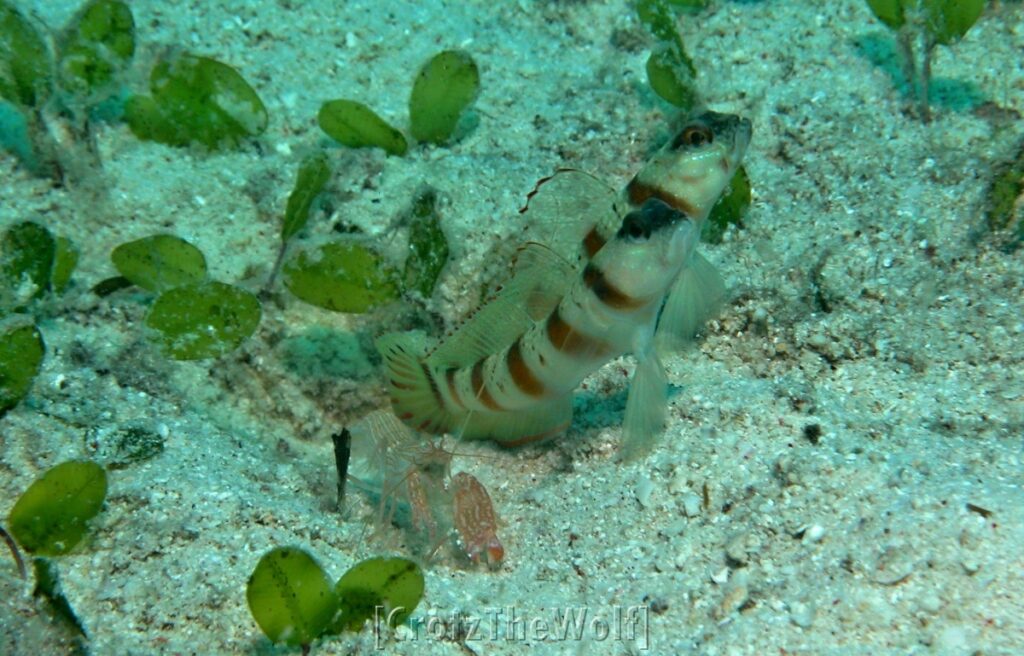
[655,251,725,353]
[376,331,452,433]
[620,351,668,462]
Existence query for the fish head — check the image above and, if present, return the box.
[626,110,752,222]
[597,197,701,300]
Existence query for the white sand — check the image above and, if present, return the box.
[2,1,1022,654]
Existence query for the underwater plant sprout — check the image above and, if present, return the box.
[865,0,985,121]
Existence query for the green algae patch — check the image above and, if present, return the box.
[86,424,165,470]
[283,241,399,313]
[146,281,261,360]
[402,186,448,298]
[409,50,479,145]
[246,546,338,648]
[0,322,44,417]
[283,150,331,242]
[333,557,424,632]
[8,460,107,556]
[0,1,53,108]
[703,165,752,244]
[111,234,207,293]
[984,145,1024,252]
[125,52,267,149]
[56,0,135,100]
[280,327,374,381]
[318,99,408,156]
[1,221,56,309]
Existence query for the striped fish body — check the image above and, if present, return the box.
[379,110,752,450]
[444,200,692,416]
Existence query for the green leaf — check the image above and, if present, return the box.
[0,1,53,107]
[246,546,338,647]
[703,165,752,244]
[1,220,55,310]
[56,0,135,99]
[283,241,399,313]
[125,52,267,149]
[91,275,132,297]
[0,322,44,417]
[145,281,261,360]
[282,150,331,243]
[52,236,78,293]
[402,186,448,298]
[409,50,480,145]
[645,44,698,109]
[636,0,692,63]
[333,557,424,632]
[865,0,907,31]
[922,0,984,45]
[111,234,207,292]
[318,99,408,156]
[8,460,107,556]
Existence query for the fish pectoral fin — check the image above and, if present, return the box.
[620,351,668,462]
[458,396,573,446]
[655,251,725,353]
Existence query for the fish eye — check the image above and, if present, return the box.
[621,214,651,241]
[673,124,714,149]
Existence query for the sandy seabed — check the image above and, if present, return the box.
[2,1,1023,654]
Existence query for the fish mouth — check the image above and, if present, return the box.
[693,110,752,164]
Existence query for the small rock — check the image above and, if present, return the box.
[790,601,816,628]
[681,492,702,518]
[803,524,826,544]
[919,593,941,614]
[715,584,749,620]
[668,470,688,495]
[726,534,750,565]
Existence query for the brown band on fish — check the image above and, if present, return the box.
[582,227,606,258]
[626,178,699,218]
[506,339,545,397]
[444,367,464,409]
[547,307,605,356]
[583,262,645,310]
[472,359,504,410]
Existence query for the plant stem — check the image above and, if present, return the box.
[0,526,27,579]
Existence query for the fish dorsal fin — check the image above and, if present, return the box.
[512,241,576,320]
[427,242,576,368]
[518,168,622,265]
